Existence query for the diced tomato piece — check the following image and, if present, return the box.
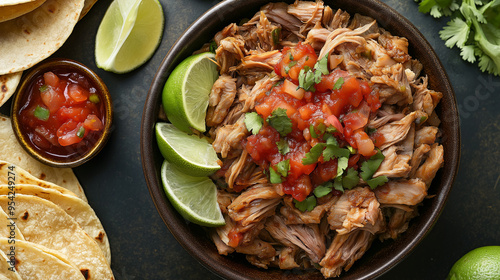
[34,126,58,147]
[227,230,243,248]
[326,115,344,134]
[57,106,91,123]
[352,129,376,157]
[348,154,361,169]
[298,103,316,120]
[68,83,89,103]
[43,72,60,87]
[40,87,65,114]
[83,114,103,131]
[315,69,349,93]
[312,158,338,185]
[283,174,313,202]
[342,102,370,136]
[57,120,86,146]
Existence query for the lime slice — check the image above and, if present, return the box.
[161,160,225,227]
[155,122,220,177]
[95,0,164,73]
[162,52,218,133]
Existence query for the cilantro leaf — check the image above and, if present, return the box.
[309,124,318,138]
[332,77,344,90]
[269,167,282,184]
[440,17,470,48]
[337,157,348,178]
[277,138,290,155]
[302,143,326,165]
[342,168,360,190]
[333,176,343,192]
[313,182,332,198]
[275,159,290,177]
[314,53,329,75]
[294,196,317,212]
[267,108,292,137]
[360,150,385,181]
[366,175,388,189]
[244,112,263,135]
[322,134,350,161]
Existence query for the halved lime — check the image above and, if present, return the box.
[161,160,225,227]
[162,52,218,133]
[95,0,164,73]
[155,122,220,177]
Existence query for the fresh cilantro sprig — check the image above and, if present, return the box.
[298,53,329,91]
[267,108,292,137]
[360,150,388,189]
[269,159,290,184]
[244,112,263,135]
[294,196,317,212]
[416,0,500,76]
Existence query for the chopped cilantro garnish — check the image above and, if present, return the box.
[333,176,343,192]
[267,108,292,137]
[313,182,333,198]
[275,159,290,178]
[271,28,281,45]
[269,167,282,184]
[34,105,49,121]
[337,157,348,178]
[39,85,48,92]
[314,53,329,75]
[342,168,360,190]
[360,150,385,181]
[294,196,317,212]
[365,126,377,135]
[209,41,217,53]
[289,53,294,61]
[76,126,85,138]
[309,124,318,138]
[326,125,338,134]
[244,112,263,135]
[302,143,326,165]
[277,138,290,155]
[366,175,388,189]
[332,77,344,90]
[322,134,350,161]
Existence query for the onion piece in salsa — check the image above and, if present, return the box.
[17,69,105,161]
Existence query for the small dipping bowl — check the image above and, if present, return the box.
[11,58,113,168]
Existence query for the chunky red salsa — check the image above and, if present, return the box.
[244,43,385,202]
[18,69,105,160]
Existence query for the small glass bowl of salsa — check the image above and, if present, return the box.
[11,58,113,168]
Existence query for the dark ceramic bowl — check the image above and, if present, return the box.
[11,58,113,168]
[141,0,460,279]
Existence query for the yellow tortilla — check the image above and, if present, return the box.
[0,72,22,107]
[0,0,46,23]
[0,115,87,201]
[0,238,86,280]
[0,194,115,279]
[0,249,23,280]
[0,184,111,264]
[80,0,97,20]
[0,0,85,75]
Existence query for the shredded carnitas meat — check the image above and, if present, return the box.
[199,1,444,278]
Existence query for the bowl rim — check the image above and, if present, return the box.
[141,0,461,279]
[11,57,113,168]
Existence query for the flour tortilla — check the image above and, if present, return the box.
[0,0,38,6]
[0,206,24,240]
[0,238,86,280]
[0,0,46,23]
[80,0,97,20]
[0,115,87,201]
[0,0,85,75]
[0,160,79,199]
[0,195,114,280]
[0,184,110,264]
[0,249,22,280]
[0,72,22,107]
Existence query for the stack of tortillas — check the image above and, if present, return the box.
[0,116,114,278]
[0,0,98,107]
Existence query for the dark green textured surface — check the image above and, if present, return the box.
[1,0,499,279]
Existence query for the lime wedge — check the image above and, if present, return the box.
[161,160,225,227]
[162,52,218,133]
[95,0,164,73]
[155,122,220,177]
